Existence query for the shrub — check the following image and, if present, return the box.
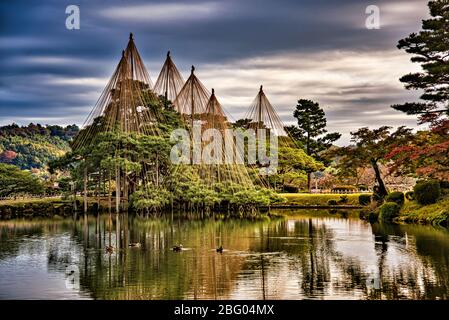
[405,191,415,201]
[337,195,348,204]
[385,191,405,207]
[414,180,441,205]
[283,184,299,193]
[327,199,338,206]
[439,180,449,189]
[358,194,371,206]
[359,210,379,222]
[379,202,401,222]
[356,184,369,191]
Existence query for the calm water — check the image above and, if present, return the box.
[0,210,448,300]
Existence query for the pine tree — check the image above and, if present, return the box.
[392,0,449,123]
[289,99,341,191]
[391,0,449,181]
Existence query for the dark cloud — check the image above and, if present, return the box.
[0,0,429,144]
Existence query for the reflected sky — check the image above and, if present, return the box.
[0,211,448,300]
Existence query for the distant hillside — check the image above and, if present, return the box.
[0,123,79,170]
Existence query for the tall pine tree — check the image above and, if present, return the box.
[287,99,341,191]
[392,0,449,123]
[390,0,449,181]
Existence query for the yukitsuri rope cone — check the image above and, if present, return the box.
[153,51,185,105]
[71,33,163,213]
[246,85,290,139]
[72,33,160,150]
[173,68,256,189]
[245,85,296,152]
[197,88,255,188]
[243,86,296,186]
[173,66,210,128]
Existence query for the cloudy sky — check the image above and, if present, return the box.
[0,0,429,144]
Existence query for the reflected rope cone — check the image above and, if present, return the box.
[72,33,160,150]
[153,51,185,104]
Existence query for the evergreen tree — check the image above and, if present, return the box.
[288,99,341,191]
[0,163,44,197]
[392,0,449,123]
[390,0,449,181]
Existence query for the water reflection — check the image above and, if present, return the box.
[0,210,448,300]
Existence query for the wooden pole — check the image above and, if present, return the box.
[97,171,101,212]
[115,165,120,214]
[156,153,159,187]
[191,66,195,130]
[164,51,170,108]
[72,181,77,212]
[108,170,112,214]
[83,164,88,214]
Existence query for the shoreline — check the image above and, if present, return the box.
[1,194,447,228]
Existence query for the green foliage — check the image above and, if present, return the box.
[440,180,449,189]
[392,0,449,120]
[337,195,348,204]
[270,146,324,189]
[356,184,369,191]
[44,95,291,215]
[285,99,341,192]
[56,176,73,193]
[229,188,269,207]
[231,118,253,129]
[281,193,363,206]
[414,180,441,205]
[330,126,412,199]
[130,185,171,212]
[358,194,372,206]
[288,99,341,163]
[399,194,449,226]
[379,202,401,222]
[0,163,44,197]
[327,199,338,206]
[386,191,405,207]
[0,123,78,169]
[405,191,415,200]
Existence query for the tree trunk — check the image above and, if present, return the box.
[108,171,112,214]
[306,131,312,193]
[123,173,128,211]
[115,166,120,214]
[156,153,159,187]
[307,173,312,193]
[371,159,388,199]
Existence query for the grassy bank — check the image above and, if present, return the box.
[0,197,64,205]
[279,193,366,206]
[398,195,449,227]
[0,197,77,219]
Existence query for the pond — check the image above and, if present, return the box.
[0,210,448,300]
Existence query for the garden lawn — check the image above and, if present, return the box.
[279,193,366,206]
[0,197,65,206]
